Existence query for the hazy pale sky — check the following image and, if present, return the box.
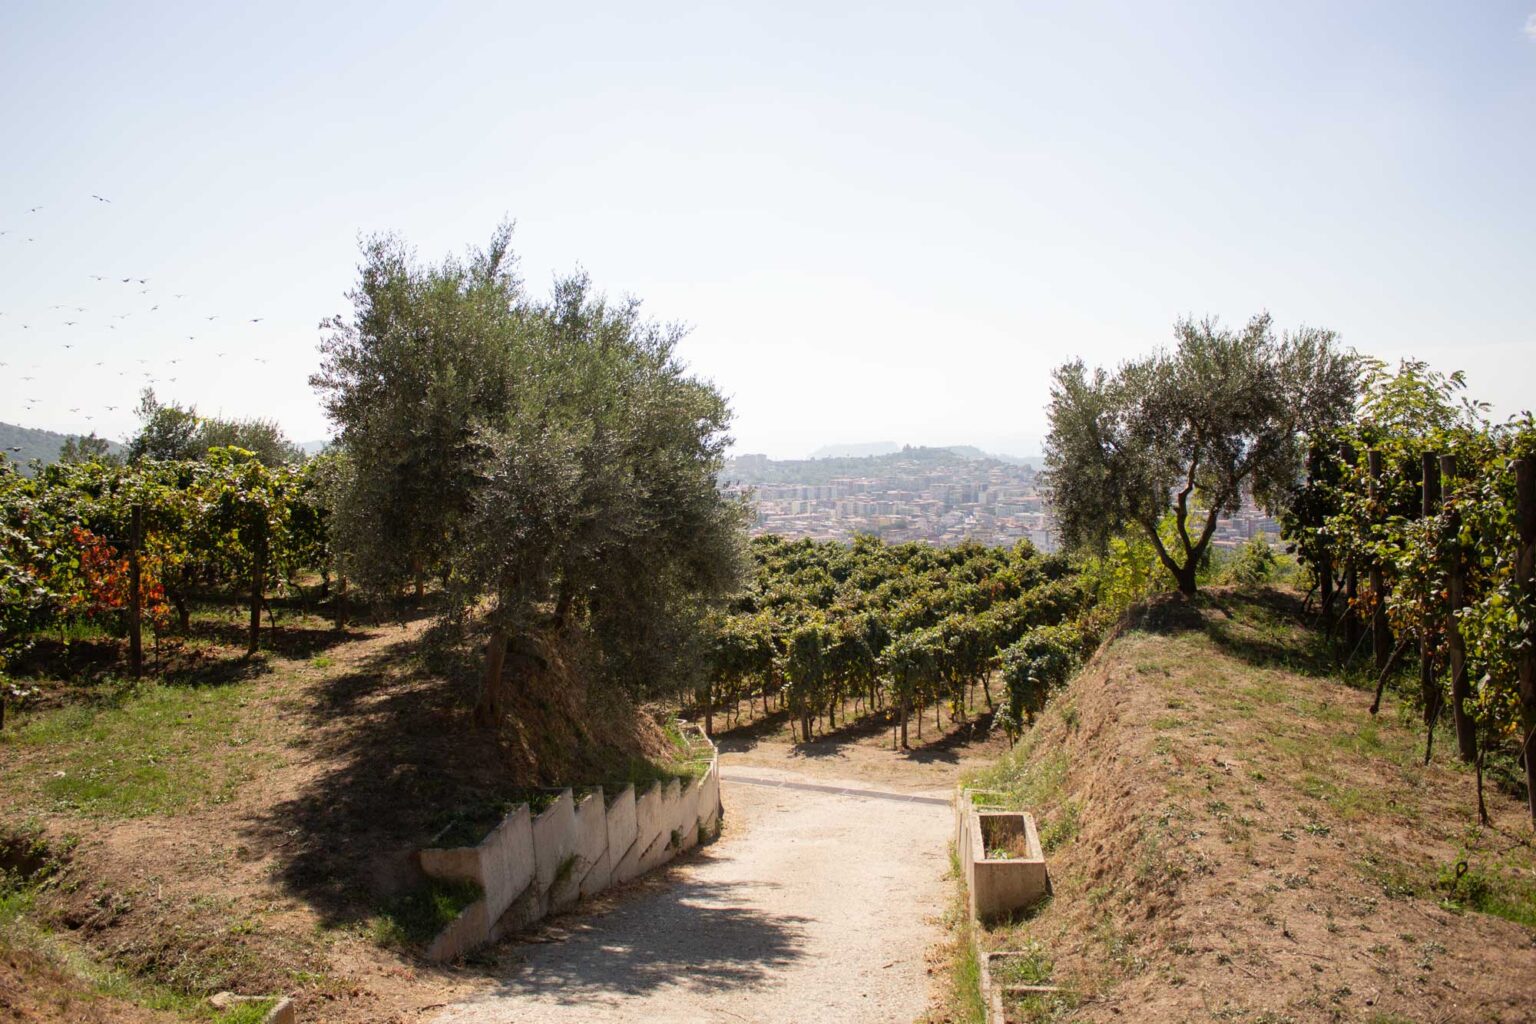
[2,1,1533,458]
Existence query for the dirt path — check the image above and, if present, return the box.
[431,736,983,1024]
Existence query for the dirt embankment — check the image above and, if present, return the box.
[981,591,1536,1023]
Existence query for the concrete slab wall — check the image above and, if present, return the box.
[573,791,612,898]
[605,786,637,865]
[478,805,535,922]
[532,790,578,915]
[419,722,722,961]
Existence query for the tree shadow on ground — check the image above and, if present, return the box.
[710,706,793,749]
[239,634,515,928]
[180,620,379,661]
[1193,586,1346,681]
[723,702,990,767]
[478,877,810,1000]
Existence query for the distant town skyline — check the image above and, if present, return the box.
[3,3,1533,458]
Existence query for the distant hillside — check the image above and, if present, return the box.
[0,422,125,473]
[802,442,1040,467]
[723,444,1034,485]
[939,445,1040,467]
[808,442,901,459]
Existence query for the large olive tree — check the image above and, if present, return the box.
[312,224,746,724]
[1044,314,1357,595]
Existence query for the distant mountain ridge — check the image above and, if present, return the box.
[804,442,1038,466]
[0,422,125,473]
[724,444,1041,486]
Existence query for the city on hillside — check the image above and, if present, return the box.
[721,446,1282,551]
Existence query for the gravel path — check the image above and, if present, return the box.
[431,761,954,1024]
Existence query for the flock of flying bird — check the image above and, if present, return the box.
[1,193,282,441]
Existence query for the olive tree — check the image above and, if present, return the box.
[1044,314,1357,595]
[313,225,746,725]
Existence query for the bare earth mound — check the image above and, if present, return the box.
[978,589,1536,1023]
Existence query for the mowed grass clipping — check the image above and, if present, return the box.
[1,682,265,817]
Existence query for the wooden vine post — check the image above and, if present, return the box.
[128,503,144,678]
[1515,456,1536,828]
[1418,455,1441,732]
[335,554,348,631]
[1309,446,1335,617]
[1440,454,1477,763]
[246,519,266,658]
[1342,443,1361,651]
[1368,450,1392,670]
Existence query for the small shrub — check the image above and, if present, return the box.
[1223,536,1279,586]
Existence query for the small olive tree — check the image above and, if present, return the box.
[1044,314,1357,595]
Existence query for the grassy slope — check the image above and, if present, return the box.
[967,588,1536,1024]
[0,605,699,1023]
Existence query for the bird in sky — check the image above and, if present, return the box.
[91,194,111,203]
[90,274,106,281]
[250,317,263,323]
[206,315,218,321]
[28,206,42,213]
[63,321,76,326]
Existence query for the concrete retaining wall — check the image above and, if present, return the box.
[418,722,721,961]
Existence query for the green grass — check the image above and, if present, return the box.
[965,745,1070,817]
[942,845,987,1024]
[991,941,1054,985]
[1,682,262,817]
[212,1000,277,1024]
[1435,856,1536,929]
[1005,989,1081,1023]
[370,878,482,949]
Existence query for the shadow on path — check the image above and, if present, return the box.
[486,877,810,1002]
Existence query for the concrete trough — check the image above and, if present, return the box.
[964,809,1047,924]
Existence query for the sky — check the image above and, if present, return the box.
[1,1,1533,459]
